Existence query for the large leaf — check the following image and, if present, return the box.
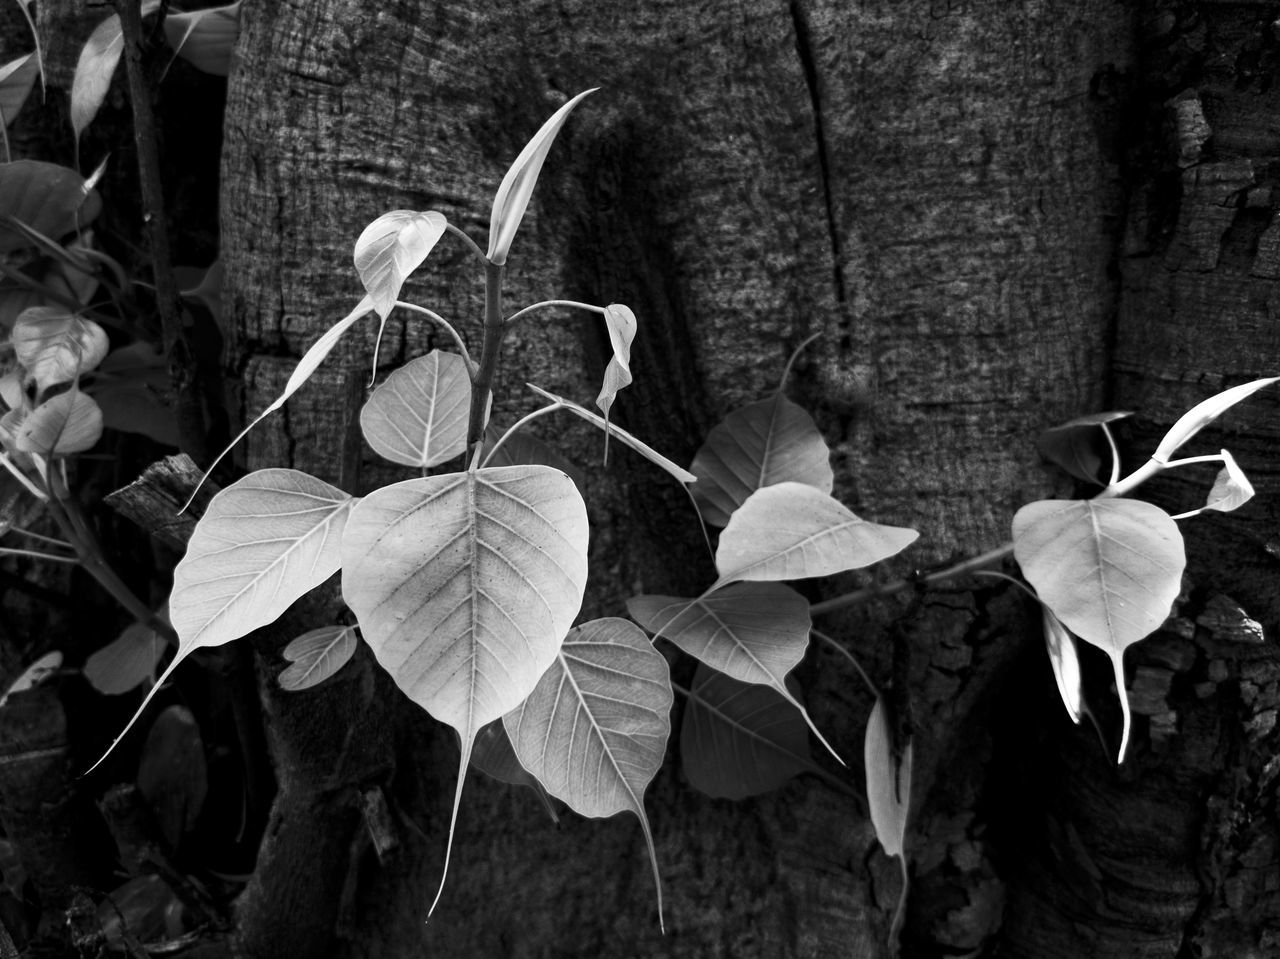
[691,393,835,526]
[11,306,109,391]
[864,695,911,860]
[504,618,670,928]
[1012,498,1185,761]
[0,53,38,127]
[70,1,163,140]
[91,469,354,771]
[359,350,470,467]
[341,465,588,915]
[14,388,102,456]
[353,210,447,320]
[627,583,840,763]
[680,664,814,800]
[0,160,102,253]
[163,0,242,76]
[277,625,358,692]
[1153,376,1279,462]
[712,483,918,590]
[487,90,595,265]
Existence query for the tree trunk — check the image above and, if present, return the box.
[214,1,1280,957]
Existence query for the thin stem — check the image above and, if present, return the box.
[0,547,78,563]
[445,223,488,263]
[811,628,878,697]
[1099,456,1164,498]
[505,299,606,328]
[466,261,506,455]
[6,528,75,551]
[392,301,475,374]
[0,454,49,502]
[1161,453,1225,469]
[775,332,822,394]
[480,403,560,468]
[1101,422,1121,487]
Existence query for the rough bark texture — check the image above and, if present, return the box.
[211,1,1280,957]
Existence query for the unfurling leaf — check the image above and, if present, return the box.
[91,470,354,771]
[84,621,166,695]
[359,350,469,467]
[1202,450,1254,514]
[627,583,841,763]
[163,0,242,76]
[1153,376,1279,463]
[70,1,162,140]
[1035,410,1132,485]
[596,303,636,430]
[353,210,447,320]
[1040,606,1083,724]
[680,664,813,799]
[15,389,102,456]
[487,90,596,265]
[864,696,911,859]
[0,160,103,253]
[137,705,207,847]
[691,393,835,526]
[341,465,588,917]
[712,483,918,590]
[0,53,39,127]
[1013,498,1185,762]
[504,618,670,929]
[278,625,358,691]
[11,307,109,391]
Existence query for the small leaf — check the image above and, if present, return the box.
[1203,449,1254,514]
[359,350,470,468]
[1040,606,1083,725]
[691,393,835,526]
[712,483,918,590]
[0,53,38,127]
[1013,498,1186,762]
[11,307,109,390]
[481,426,585,490]
[179,258,223,323]
[70,2,162,140]
[0,650,61,707]
[627,583,841,763]
[470,720,559,823]
[596,303,636,427]
[341,465,588,917]
[163,0,242,76]
[92,341,177,446]
[137,705,207,847]
[278,625,358,691]
[1153,377,1279,462]
[0,160,103,253]
[354,210,447,320]
[1035,411,1132,485]
[487,89,596,265]
[84,621,166,695]
[15,389,103,455]
[864,696,911,859]
[680,664,814,800]
[504,618,670,929]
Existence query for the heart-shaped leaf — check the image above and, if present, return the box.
[712,483,918,590]
[487,90,595,265]
[680,663,814,799]
[15,388,102,455]
[1040,606,1083,724]
[84,621,166,695]
[11,307,109,391]
[163,0,242,76]
[627,583,840,763]
[71,2,162,140]
[1203,450,1254,514]
[92,469,354,771]
[864,695,911,860]
[1153,376,1279,462]
[596,303,636,428]
[0,53,38,127]
[341,465,588,916]
[1013,498,1186,761]
[0,160,103,253]
[691,393,835,526]
[503,617,670,928]
[359,350,470,468]
[278,625,358,691]
[354,210,447,320]
[1035,411,1132,485]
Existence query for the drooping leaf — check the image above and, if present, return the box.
[1035,411,1132,485]
[691,393,835,526]
[470,720,559,824]
[487,89,596,265]
[84,621,166,695]
[0,650,61,707]
[11,307,109,391]
[1202,449,1254,514]
[0,160,102,253]
[481,426,585,491]
[91,469,354,771]
[15,388,102,456]
[70,2,163,140]
[596,303,636,428]
[137,705,207,847]
[504,617,670,928]
[1040,606,1083,724]
[1012,498,1186,761]
[712,483,918,591]
[359,350,470,468]
[0,53,38,127]
[627,583,840,763]
[864,695,911,859]
[1153,376,1279,463]
[277,625,358,692]
[163,0,242,76]
[527,384,696,484]
[341,465,588,916]
[680,663,814,800]
[353,210,447,320]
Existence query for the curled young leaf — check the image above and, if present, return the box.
[353,210,447,320]
[359,350,470,468]
[1040,606,1083,725]
[596,303,636,428]
[1202,449,1254,514]
[1152,376,1279,463]
[864,696,911,860]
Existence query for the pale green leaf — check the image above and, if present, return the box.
[341,464,588,916]
[691,393,834,526]
[627,583,841,763]
[1153,376,1279,462]
[864,695,911,859]
[84,621,166,695]
[1040,606,1082,724]
[70,2,162,140]
[0,53,38,127]
[278,624,358,691]
[680,663,813,800]
[596,303,636,427]
[11,307,108,390]
[354,210,447,320]
[15,388,102,455]
[360,350,470,468]
[712,483,918,590]
[487,89,595,265]
[1012,498,1186,761]
[0,160,103,253]
[163,0,242,76]
[504,617,670,929]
